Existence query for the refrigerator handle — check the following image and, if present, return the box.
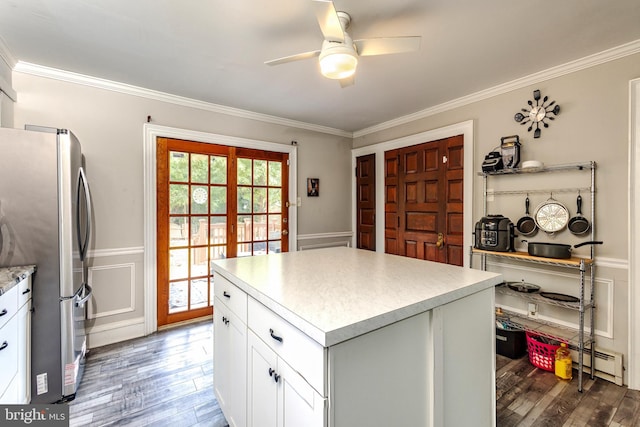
[76,167,93,262]
[75,283,93,307]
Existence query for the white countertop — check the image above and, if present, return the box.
[212,247,502,347]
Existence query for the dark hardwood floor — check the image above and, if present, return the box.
[68,319,640,426]
[496,354,640,426]
[68,319,228,427]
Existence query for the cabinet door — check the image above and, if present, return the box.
[278,358,325,427]
[214,299,247,427]
[248,330,278,427]
[17,300,31,404]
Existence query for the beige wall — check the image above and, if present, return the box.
[11,72,352,346]
[353,52,640,383]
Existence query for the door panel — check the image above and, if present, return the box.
[356,154,376,251]
[384,135,464,266]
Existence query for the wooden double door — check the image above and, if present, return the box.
[384,135,464,266]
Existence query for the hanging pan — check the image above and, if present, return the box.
[568,193,591,235]
[534,194,570,235]
[516,195,538,236]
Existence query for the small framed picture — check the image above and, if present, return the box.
[307,178,319,197]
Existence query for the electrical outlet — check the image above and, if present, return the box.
[528,303,538,319]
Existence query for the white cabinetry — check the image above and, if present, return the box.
[0,275,32,404]
[213,274,247,427]
[247,330,324,427]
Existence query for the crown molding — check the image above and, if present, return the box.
[12,38,640,140]
[353,39,640,138]
[13,61,352,138]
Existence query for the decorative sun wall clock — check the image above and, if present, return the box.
[514,89,560,138]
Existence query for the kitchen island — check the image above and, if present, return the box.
[211,247,502,427]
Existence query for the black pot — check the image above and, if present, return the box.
[526,241,603,259]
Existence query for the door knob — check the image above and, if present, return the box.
[282,229,289,236]
[436,233,445,248]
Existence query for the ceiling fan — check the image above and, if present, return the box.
[264,0,421,87]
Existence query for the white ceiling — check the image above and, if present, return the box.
[1,0,639,133]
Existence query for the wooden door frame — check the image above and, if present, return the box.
[143,124,298,335]
[351,120,474,267]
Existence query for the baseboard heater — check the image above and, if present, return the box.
[568,345,624,386]
[299,241,351,251]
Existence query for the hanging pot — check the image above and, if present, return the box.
[568,194,591,235]
[524,240,603,259]
[516,196,538,236]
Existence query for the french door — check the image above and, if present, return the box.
[156,137,289,326]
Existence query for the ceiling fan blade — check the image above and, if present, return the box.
[312,0,345,42]
[265,50,321,66]
[355,36,421,56]
[339,75,355,88]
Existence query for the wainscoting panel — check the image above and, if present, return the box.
[88,263,136,319]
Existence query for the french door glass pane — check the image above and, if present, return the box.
[191,153,208,183]
[269,214,281,239]
[210,156,227,184]
[268,161,281,186]
[169,248,188,280]
[210,245,226,261]
[253,188,267,213]
[254,160,267,185]
[191,217,208,246]
[169,280,188,313]
[190,247,209,277]
[237,158,252,185]
[237,215,252,242]
[268,188,281,213]
[170,184,188,214]
[210,187,227,214]
[253,215,267,241]
[191,185,208,214]
[190,278,209,309]
[238,243,252,257]
[170,152,188,182]
[210,217,227,244]
[170,217,188,247]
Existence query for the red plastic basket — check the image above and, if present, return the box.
[526,332,561,372]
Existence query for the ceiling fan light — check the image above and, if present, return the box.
[319,50,357,79]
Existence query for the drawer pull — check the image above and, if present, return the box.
[22,288,31,295]
[268,368,280,383]
[0,309,6,317]
[0,341,7,351]
[269,328,283,343]
[223,291,231,298]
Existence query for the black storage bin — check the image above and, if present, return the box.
[496,327,526,359]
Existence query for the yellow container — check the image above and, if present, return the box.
[554,342,573,380]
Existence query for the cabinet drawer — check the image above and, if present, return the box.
[214,273,247,322]
[0,285,18,330]
[0,314,19,398]
[248,297,325,395]
[17,276,32,309]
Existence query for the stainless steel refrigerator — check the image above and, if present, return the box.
[0,126,93,403]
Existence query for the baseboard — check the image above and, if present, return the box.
[86,317,146,349]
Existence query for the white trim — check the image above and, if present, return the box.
[88,246,145,258]
[629,77,640,390]
[351,120,474,267]
[354,39,640,138]
[297,231,353,241]
[143,123,298,336]
[86,317,146,349]
[12,40,640,139]
[595,257,629,270]
[14,61,351,138]
[0,34,16,70]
